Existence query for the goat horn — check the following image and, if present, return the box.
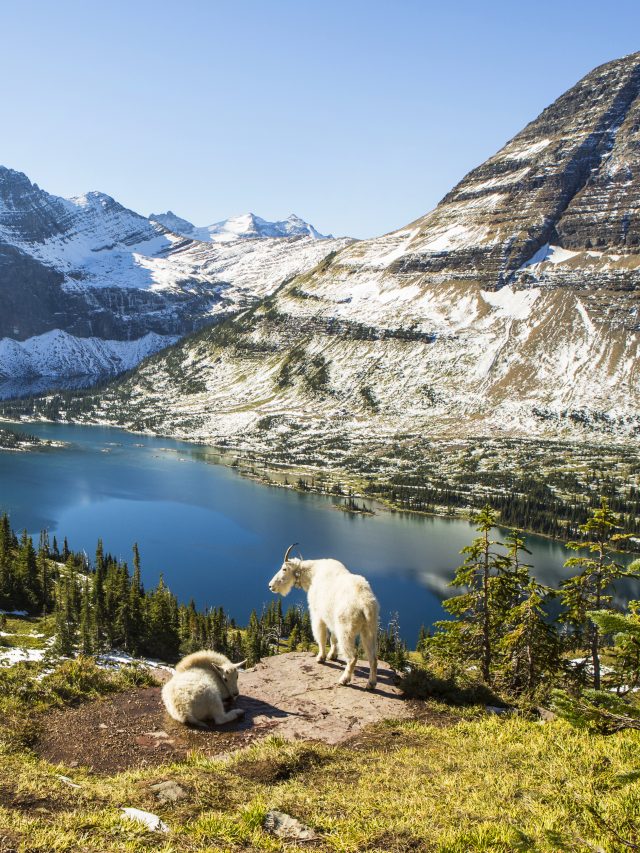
[284,542,299,562]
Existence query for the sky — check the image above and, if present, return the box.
[1,0,639,239]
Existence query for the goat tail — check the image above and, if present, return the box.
[361,596,380,652]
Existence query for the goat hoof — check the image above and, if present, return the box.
[338,676,351,686]
[316,655,326,664]
[366,681,377,691]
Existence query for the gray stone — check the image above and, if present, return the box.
[149,780,187,804]
[263,810,317,841]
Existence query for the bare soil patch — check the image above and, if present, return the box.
[34,653,447,773]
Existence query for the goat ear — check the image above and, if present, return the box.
[210,664,225,678]
[234,660,247,670]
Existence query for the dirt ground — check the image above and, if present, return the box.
[35,653,418,773]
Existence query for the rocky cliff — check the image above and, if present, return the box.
[24,53,640,457]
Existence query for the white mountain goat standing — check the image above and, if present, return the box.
[269,544,379,689]
[161,650,246,728]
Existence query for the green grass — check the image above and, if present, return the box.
[0,710,638,850]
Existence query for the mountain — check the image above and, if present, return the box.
[74,51,640,461]
[0,168,349,380]
[149,211,332,242]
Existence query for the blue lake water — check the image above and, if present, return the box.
[0,421,635,643]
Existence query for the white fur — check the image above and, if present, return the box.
[269,557,379,688]
[161,650,245,727]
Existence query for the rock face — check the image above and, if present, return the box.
[84,52,640,449]
[0,167,349,379]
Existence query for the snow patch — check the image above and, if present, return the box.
[481,286,540,320]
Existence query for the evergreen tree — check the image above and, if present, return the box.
[92,539,106,649]
[428,505,508,682]
[37,529,52,615]
[126,543,145,653]
[145,575,180,661]
[0,513,14,608]
[244,609,267,665]
[493,530,560,695]
[287,624,300,651]
[52,562,78,656]
[14,530,39,611]
[560,498,636,689]
[78,577,94,655]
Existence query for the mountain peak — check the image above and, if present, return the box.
[150,210,332,243]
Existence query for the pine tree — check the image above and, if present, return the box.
[92,539,106,649]
[287,624,300,651]
[560,498,636,689]
[0,513,14,608]
[37,529,52,615]
[145,575,180,661]
[493,530,560,695]
[78,577,94,655]
[126,543,145,654]
[14,530,39,611]
[244,610,265,665]
[52,563,78,656]
[429,505,508,683]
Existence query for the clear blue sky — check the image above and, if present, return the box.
[1,0,638,238]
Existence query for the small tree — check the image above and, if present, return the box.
[493,530,560,695]
[553,602,640,733]
[429,505,508,683]
[560,498,636,689]
[287,624,300,651]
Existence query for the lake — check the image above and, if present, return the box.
[0,421,634,643]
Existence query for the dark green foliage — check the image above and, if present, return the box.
[399,666,501,706]
[553,598,640,732]
[378,613,407,672]
[559,498,637,689]
[552,688,640,733]
[427,508,560,697]
[427,506,508,683]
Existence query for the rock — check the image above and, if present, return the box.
[536,706,558,723]
[149,781,187,804]
[121,807,169,833]
[56,775,81,789]
[485,705,510,716]
[263,810,317,841]
[234,653,411,745]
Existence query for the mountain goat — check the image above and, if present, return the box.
[269,544,379,689]
[161,650,246,728]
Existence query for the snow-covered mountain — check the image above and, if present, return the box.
[0,330,177,379]
[0,169,349,380]
[78,51,640,454]
[149,211,331,242]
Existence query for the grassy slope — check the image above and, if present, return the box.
[0,703,638,850]
[0,619,639,851]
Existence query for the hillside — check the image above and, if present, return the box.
[60,52,640,465]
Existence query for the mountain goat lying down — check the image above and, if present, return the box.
[269,544,379,689]
[161,651,246,728]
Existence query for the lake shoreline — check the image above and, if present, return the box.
[2,412,637,553]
